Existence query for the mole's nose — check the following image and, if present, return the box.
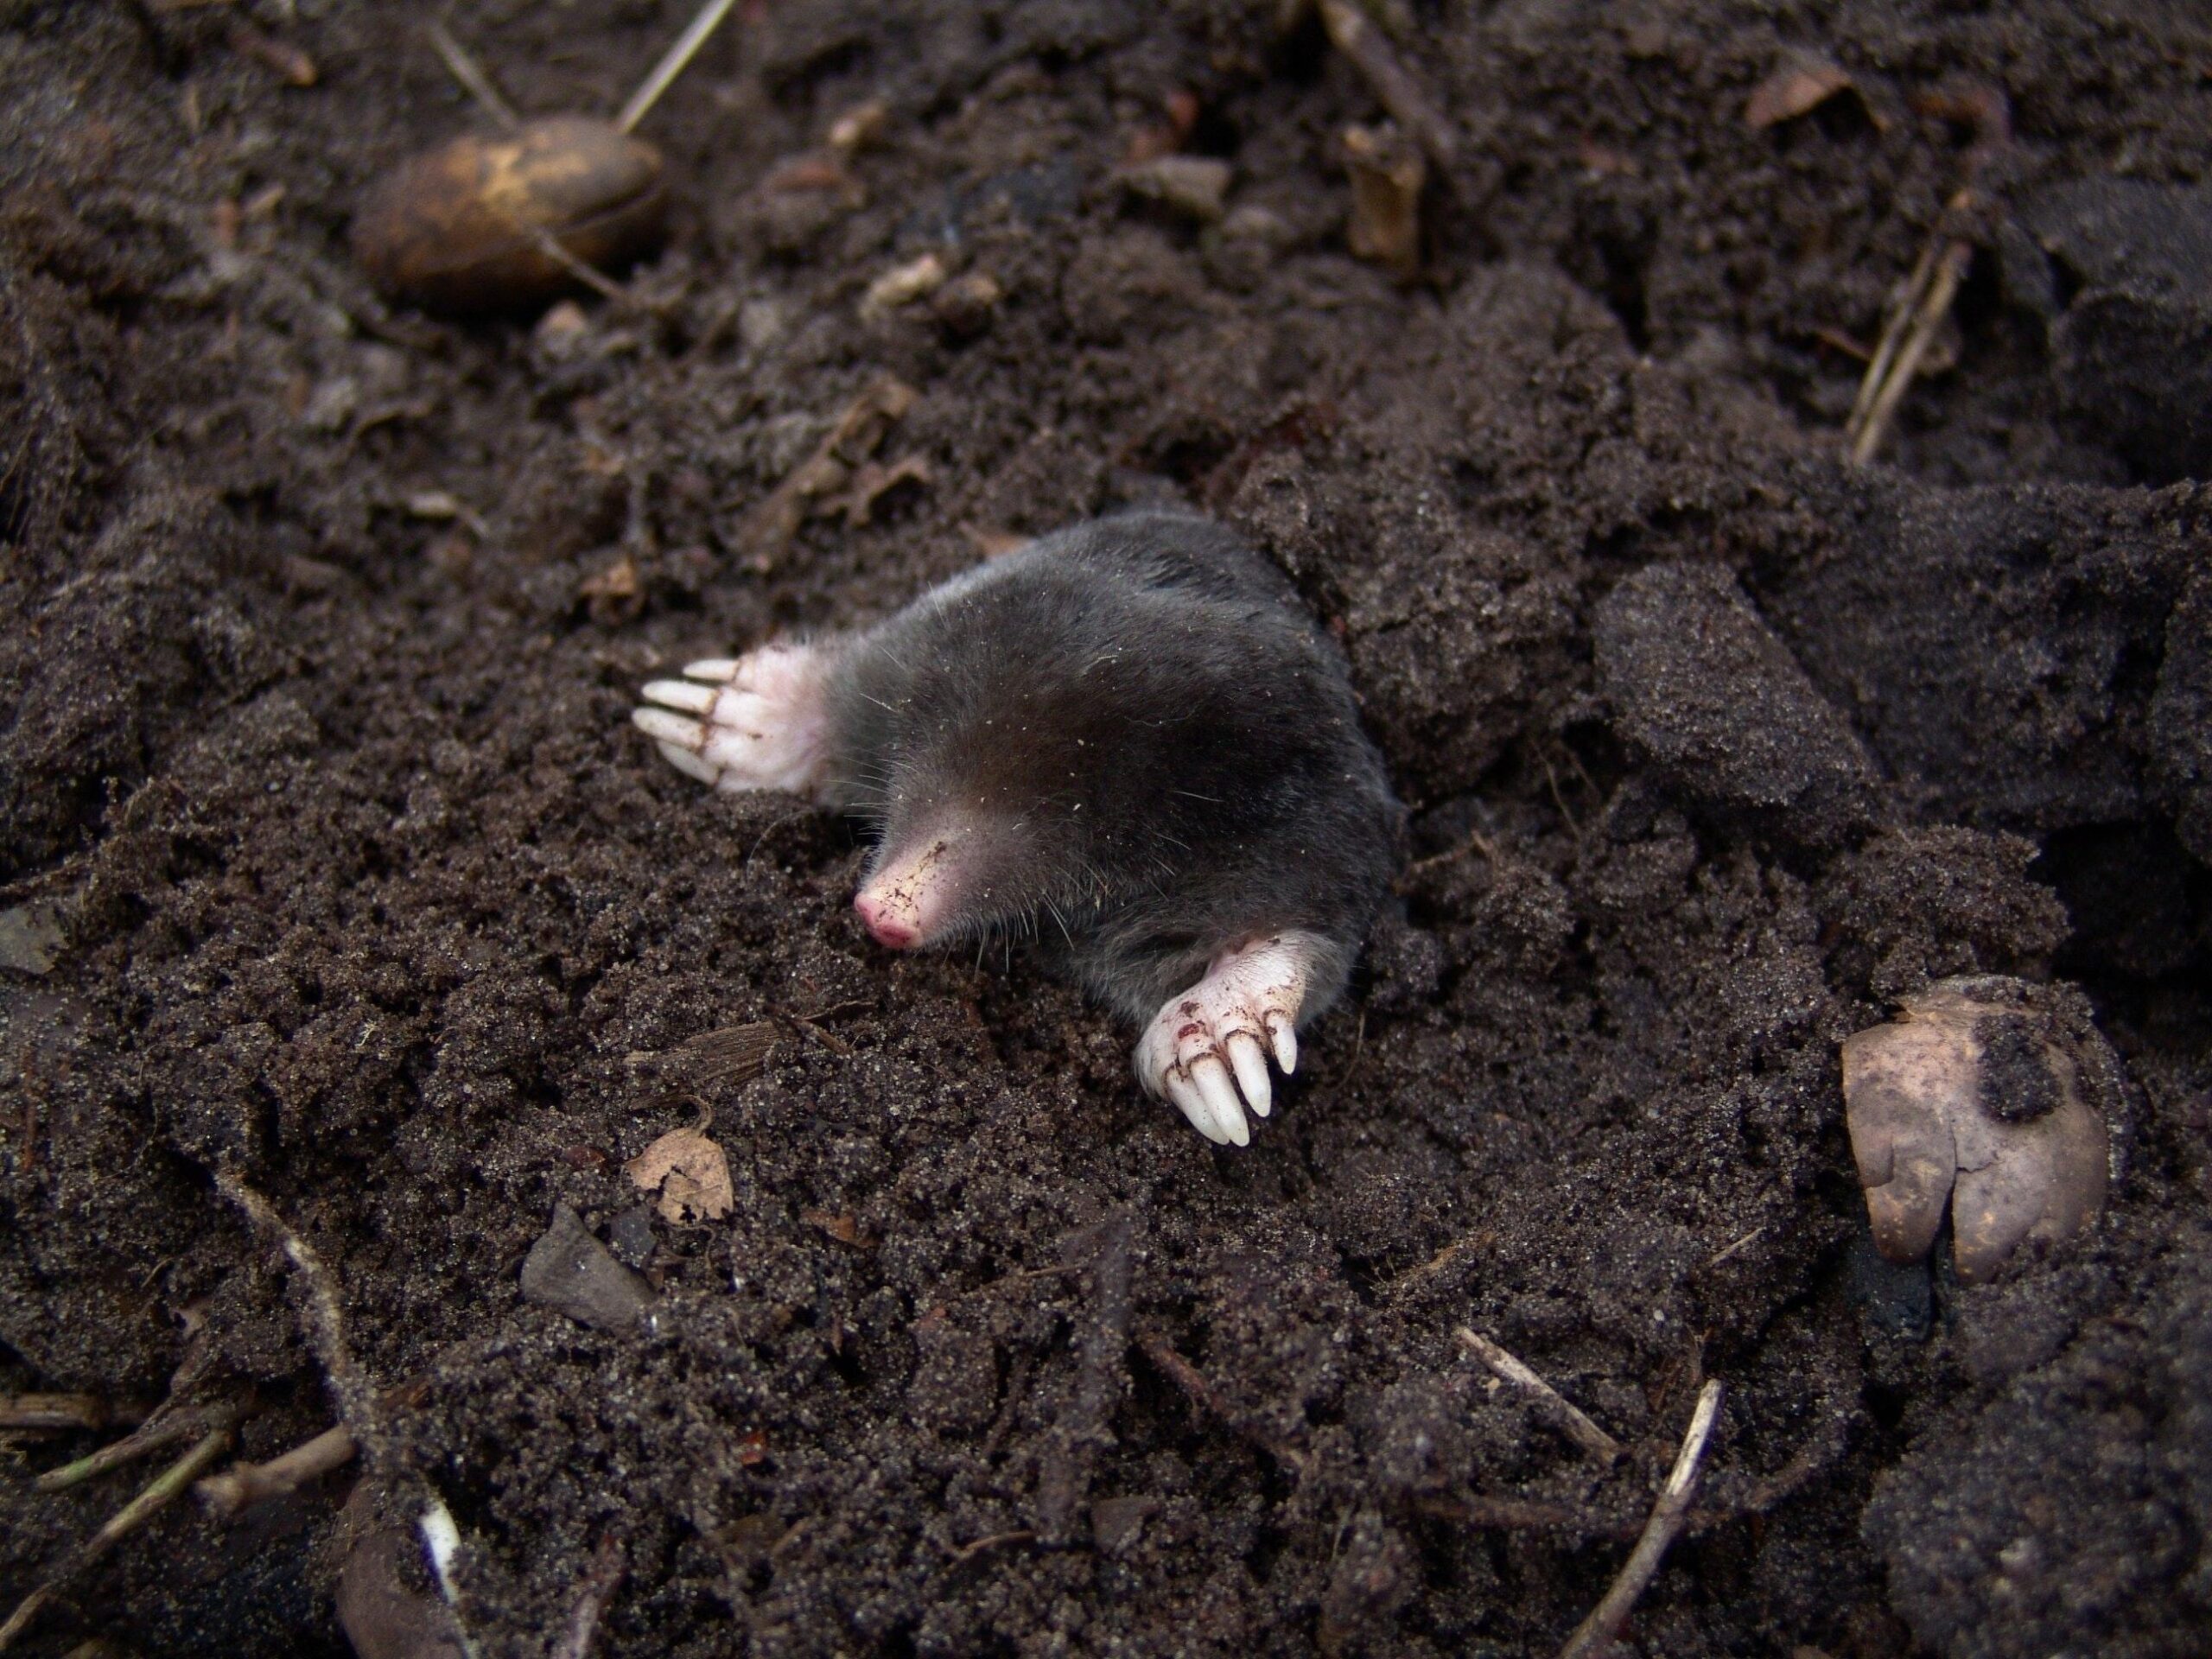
[855,890,920,949]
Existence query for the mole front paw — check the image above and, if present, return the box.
[632,643,831,799]
[1135,934,1317,1147]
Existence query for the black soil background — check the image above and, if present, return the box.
[3,3,2209,1656]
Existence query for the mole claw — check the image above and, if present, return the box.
[1136,938,1323,1144]
[1165,1072,1227,1144]
[632,707,703,750]
[657,742,720,785]
[1191,1056,1249,1147]
[1225,1032,1272,1118]
[642,678,719,714]
[683,658,742,683]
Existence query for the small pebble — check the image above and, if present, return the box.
[519,1203,656,1334]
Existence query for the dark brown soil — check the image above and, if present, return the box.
[3,4,2209,1656]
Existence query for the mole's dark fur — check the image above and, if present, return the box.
[817,513,1403,1022]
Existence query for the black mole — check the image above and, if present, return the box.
[632,512,1402,1145]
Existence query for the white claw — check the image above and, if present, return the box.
[633,706,704,750]
[1166,1073,1227,1144]
[1225,1031,1273,1118]
[632,644,833,798]
[1132,934,1324,1147]
[658,742,720,785]
[1191,1056,1249,1147]
[641,678,719,714]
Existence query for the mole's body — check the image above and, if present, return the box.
[632,513,1402,1145]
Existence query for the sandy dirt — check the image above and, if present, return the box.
[2,3,2208,1656]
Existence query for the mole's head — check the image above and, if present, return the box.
[851,771,1084,950]
[847,683,1125,953]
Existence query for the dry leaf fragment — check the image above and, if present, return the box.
[801,1208,874,1249]
[738,376,918,567]
[578,553,643,625]
[1745,52,1858,130]
[626,1124,734,1224]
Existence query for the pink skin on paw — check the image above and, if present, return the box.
[1135,932,1320,1147]
[632,643,834,802]
[854,830,965,950]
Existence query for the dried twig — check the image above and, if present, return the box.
[1557,1379,1726,1659]
[1845,211,1972,466]
[196,1423,357,1517]
[0,1394,140,1433]
[1385,1228,1497,1294]
[617,0,741,134]
[213,1170,377,1442]
[426,21,519,129]
[1705,1226,1764,1269]
[1844,84,2011,466]
[1317,0,1459,169]
[552,1535,627,1659]
[1135,1330,1312,1477]
[949,1529,1035,1562]
[1412,1495,1639,1538]
[1456,1328,1624,1465]
[509,216,636,307]
[0,1424,236,1651]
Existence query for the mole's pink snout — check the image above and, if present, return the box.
[854,887,921,949]
[854,832,962,951]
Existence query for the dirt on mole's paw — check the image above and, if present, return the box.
[0,3,2208,1657]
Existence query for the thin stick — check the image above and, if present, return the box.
[1557,1379,1726,1659]
[214,1170,376,1439]
[1387,1228,1496,1294]
[551,1535,626,1659]
[35,1402,239,1494]
[1705,1226,1764,1268]
[1135,1331,1312,1477]
[1316,0,1459,168]
[427,21,519,129]
[616,0,741,135]
[196,1423,357,1517]
[949,1529,1035,1562]
[518,219,632,304]
[1413,1495,1640,1538]
[0,1394,136,1433]
[1844,238,1936,439]
[1847,236,1969,466]
[0,1424,236,1651]
[1456,1328,1624,1464]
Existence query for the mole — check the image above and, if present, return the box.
[631,512,1402,1146]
